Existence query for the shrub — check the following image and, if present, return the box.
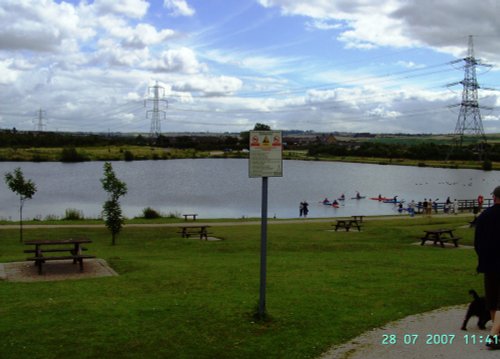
[44,214,60,221]
[482,159,492,171]
[167,211,181,219]
[142,207,161,219]
[124,150,134,161]
[61,147,86,162]
[64,208,84,220]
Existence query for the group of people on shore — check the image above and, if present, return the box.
[403,194,485,217]
[299,201,309,217]
[417,197,460,216]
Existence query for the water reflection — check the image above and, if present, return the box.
[0,159,497,220]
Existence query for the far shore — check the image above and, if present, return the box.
[0,145,499,170]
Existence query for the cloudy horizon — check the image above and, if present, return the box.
[0,0,499,135]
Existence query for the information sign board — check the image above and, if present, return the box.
[249,131,283,178]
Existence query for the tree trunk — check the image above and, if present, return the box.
[19,200,23,243]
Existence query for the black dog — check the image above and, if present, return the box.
[461,289,491,330]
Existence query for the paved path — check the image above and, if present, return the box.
[0,213,473,230]
[320,305,498,359]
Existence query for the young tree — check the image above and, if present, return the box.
[100,162,127,245]
[4,168,37,242]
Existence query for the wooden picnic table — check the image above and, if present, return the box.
[182,213,198,221]
[177,225,211,240]
[333,219,361,232]
[24,238,95,274]
[352,215,364,223]
[421,229,461,248]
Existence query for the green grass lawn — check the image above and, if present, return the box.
[0,216,481,358]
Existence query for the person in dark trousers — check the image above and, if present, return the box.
[474,186,500,349]
[302,201,309,218]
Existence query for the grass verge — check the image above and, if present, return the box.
[0,215,480,358]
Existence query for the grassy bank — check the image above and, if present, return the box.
[0,215,481,358]
[0,146,247,162]
[283,150,500,170]
[0,146,498,171]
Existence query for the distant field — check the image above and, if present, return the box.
[365,134,500,145]
[0,146,225,162]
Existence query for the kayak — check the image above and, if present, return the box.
[322,201,340,207]
[351,196,366,199]
[383,199,404,204]
[370,197,391,201]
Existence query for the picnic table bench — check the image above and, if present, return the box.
[333,219,361,232]
[182,213,198,221]
[352,215,364,223]
[420,229,461,248]
[177,225,211,240]
[24,238,95,274]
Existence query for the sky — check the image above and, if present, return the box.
[0,0,500,135]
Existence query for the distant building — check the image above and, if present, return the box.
[318,134,337,144]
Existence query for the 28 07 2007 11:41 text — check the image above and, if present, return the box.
[382,334,500,345]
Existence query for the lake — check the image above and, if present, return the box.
[0,159,498,220]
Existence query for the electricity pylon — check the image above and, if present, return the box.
[145,81,167,139]
[34,109,46,132]
[447,35,491,159]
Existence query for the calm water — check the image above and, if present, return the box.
[0,159,498,220]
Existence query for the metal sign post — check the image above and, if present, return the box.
[249,130,283,319]
[259,176,268,318]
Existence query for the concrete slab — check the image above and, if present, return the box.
[0,258,118,282]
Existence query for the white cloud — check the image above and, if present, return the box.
[126,92,142,101]
[93,0,149,19]
[172,75,243,96]
[305,19,342,31]
[123,24,176,48]
[164,0,195,17]
[396,61,425,69]
[94,39,150,66]
[0,59,20,85]
[121,113,136,124]
[259,0,416,49]
[258,0,500,65]
[147,47,206,74]
[0,0,92,52]
[0,0,498,134]
[366,106,400,118]
[204,49,303,76]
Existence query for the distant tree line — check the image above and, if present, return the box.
[307,141,500,162]
[0,129,244,151]
[0,129,130,147]
[2,128,500,164]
